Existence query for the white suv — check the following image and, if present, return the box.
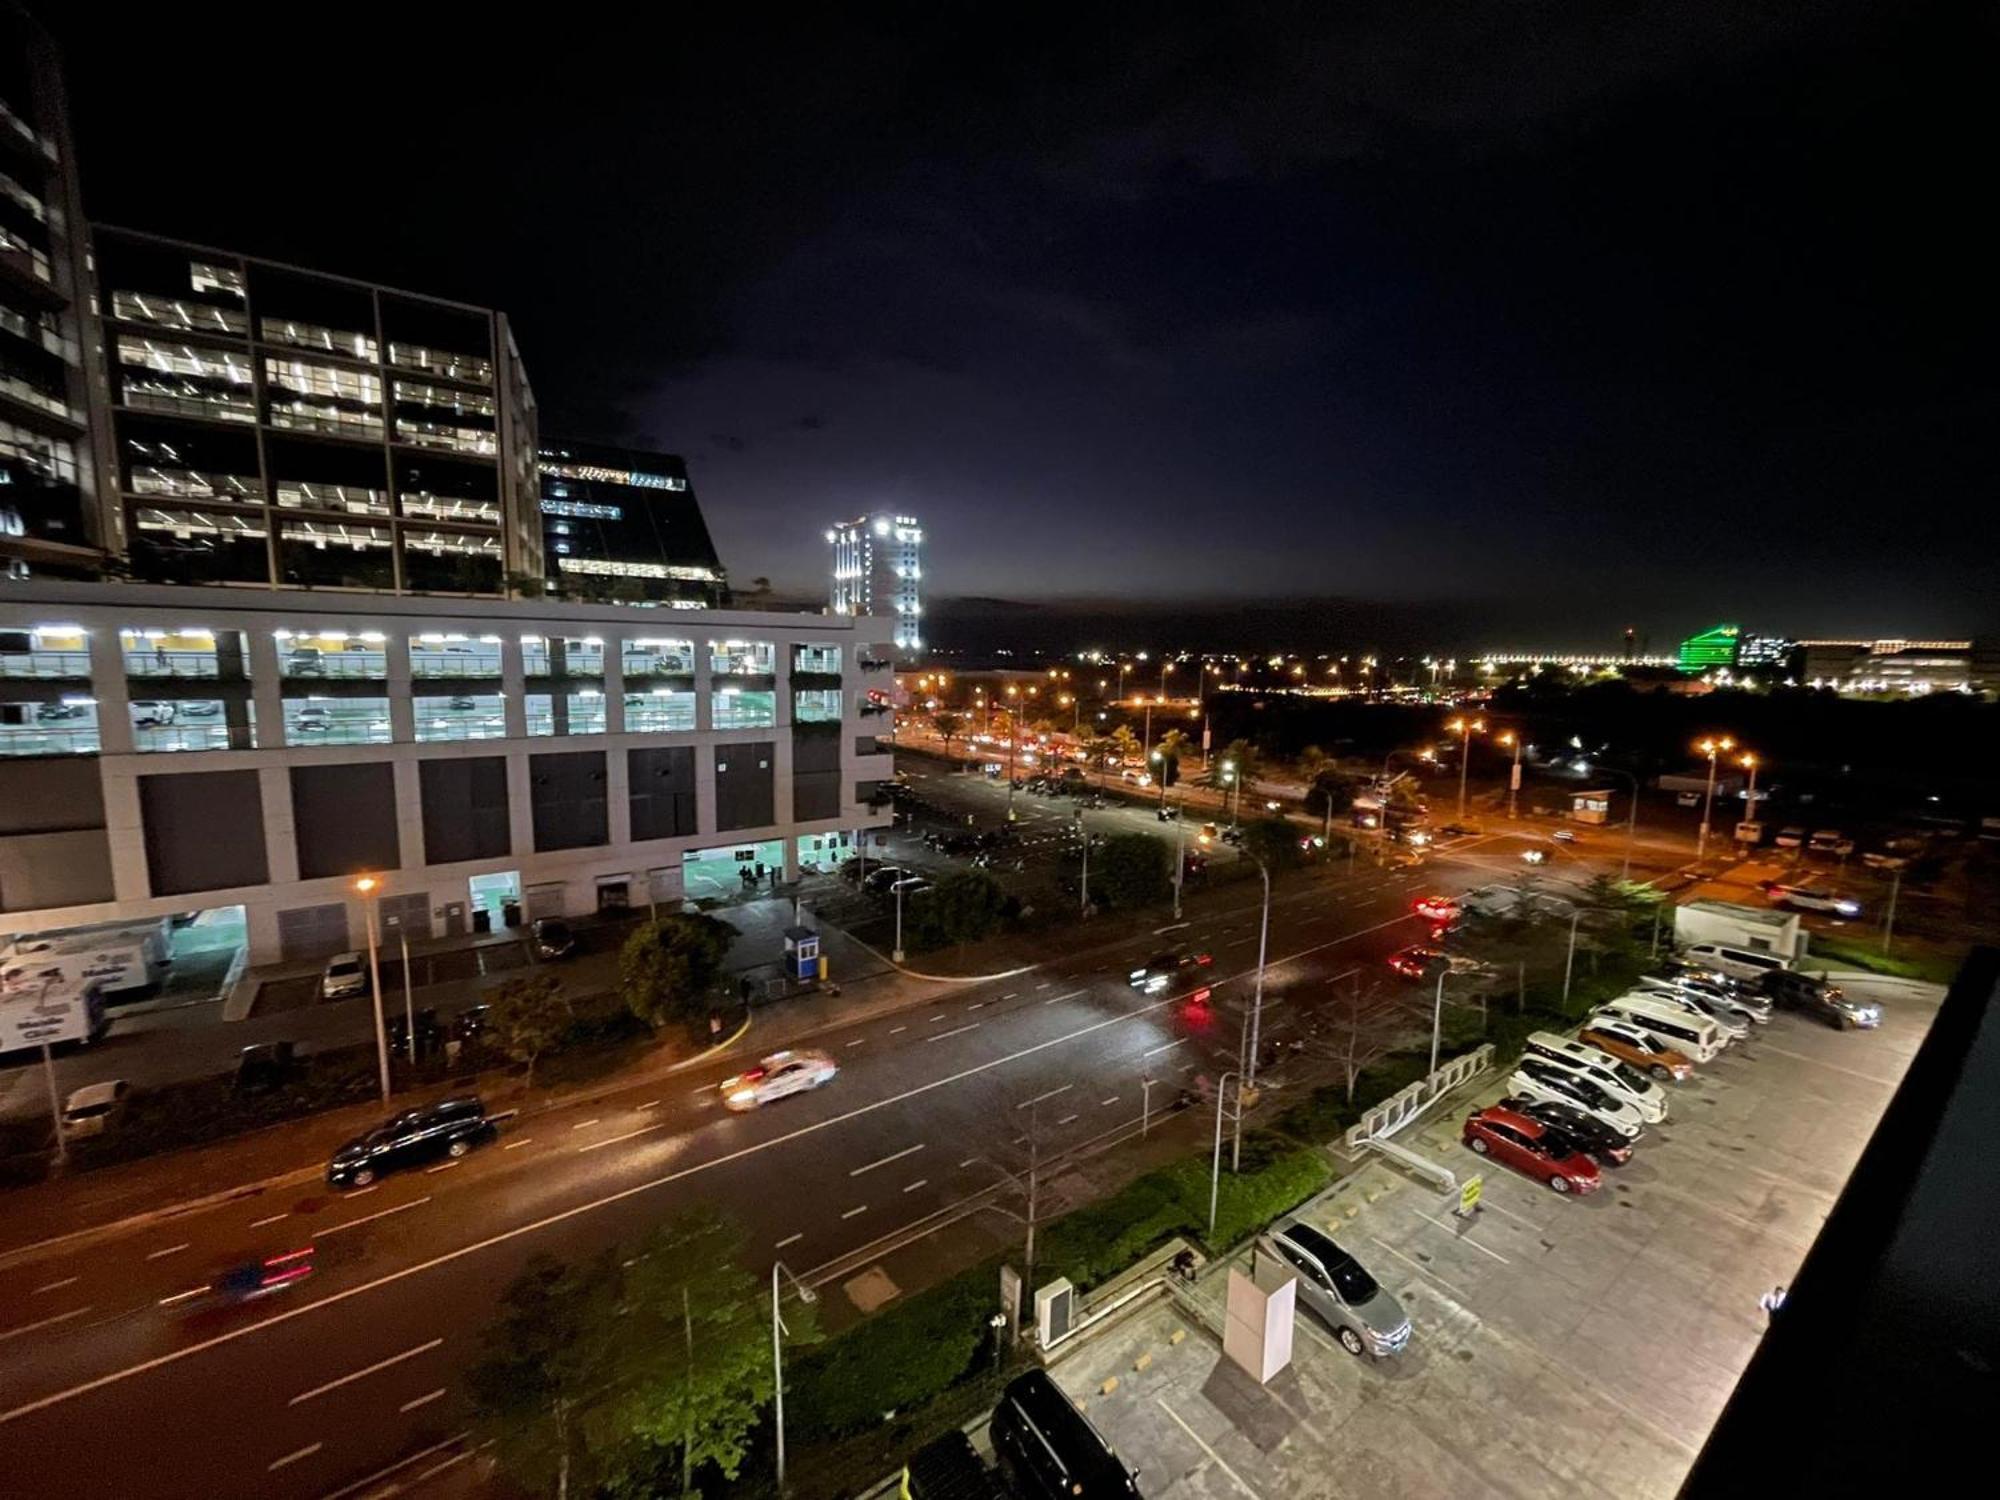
[1506,1057,1643,1138]
[1681,942,1790,984]
[1522,1032,1669,1122]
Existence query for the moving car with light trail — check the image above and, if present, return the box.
[1127,947,1213,995]
[721,1048,838,1111]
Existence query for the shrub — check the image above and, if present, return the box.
[1164,1136,1333,1250]
[788,1263,997,1438]
[1038,1169,1188,1289]
[1097,832,1171,910]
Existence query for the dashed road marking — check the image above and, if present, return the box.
[902,1179,929,1193]
[1,1305,92,1341]
[850,1144,925,1177]
[775,1232,803,1249]
[30,1278,78,1295]
[570,1119,601,1131]
[400,1388,447,1414]
[504,1138,533,1150]
[928,1023,980,1042]
[314,1197,431,1238]
[840,1205,869,1220]
[250,1214,289,1229]
[144,1244,189,1261]
[290,1338,443,1405]
[268,1443,323,1473]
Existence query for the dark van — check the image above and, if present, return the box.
[990,1370,1142,1498]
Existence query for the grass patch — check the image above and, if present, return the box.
[1806,935,1957,985]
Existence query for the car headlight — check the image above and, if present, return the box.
[728,1088,757,1105]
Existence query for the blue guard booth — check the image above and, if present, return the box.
[783,926,821,982]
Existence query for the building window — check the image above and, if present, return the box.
[394,381,498,455]
[131,700,255,753]
[387,342,493,385]
[793,644,842,674]
[521,635,605,678]
[0,697,100,756]
[525,689,605,737]
[283,696,390,746]
[709,640,775,676]
[399,490,500,525]
[274,481,391,517]
[129,505,271,585]
[409,634,504,678]
[622,638,696,676]
[0,624,90,680]
[120,626,247,680]
[400,528,503,594]
[108,289,249,338]
[277,519,395,589]
[259,317,378,361]
[275,630,387,678]
[624,689,696,733]
[415,694,506,742]
[264,357,383,439]
[117,337,255,423]
[712,688,776,729]
[793,688,842,724]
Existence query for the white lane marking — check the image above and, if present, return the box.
[1364,1233,1476,1305]
[158,1286,208,1308]
[290,1337,444,1404]
[1419,1211,1511,1263]
[144,1243,189,1261]
[841,1205,869,1220]
[846,1038,865,1047]
[579,1122,668,1153]
[958,1157,978,1169]
[928,1023,980,1043]
[400,1387,447,1414]
[4,919,1427,1426]
[1101,1095,1120,1106]
[250,1214,289,1229]
[849,1143,925,1177]
[1155,1398,1263,1499]
[1045,987,1088,1006]
[268,1443,323,1473]
[340,1185,379,1199]
[929,1013,947,1022]
[570,1118,601,1131]
[1057,1114,1079,1126]
[1154,921,1191,934]
[1142,1038,1185,1059]
[902,1179,929,1193]
[774,1233,803,1250]
[1017,1083,1072,1109]
[1001,992,1018,1000]
[967,1002,985,1010]
[890,1025,908,1035]
[313,1432,469,1500]
[504,1138,533,1150]
[0,1305,92,1341]
[1036,981,1053,989]
[313,1196,431,1238]
[30,1277,78,1295]
[637,1100,660,1111]
[425,1160,461,1174]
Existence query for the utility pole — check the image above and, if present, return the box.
[1882,866,1903,954]
[1172,798,1186,919]
[1245,864,1272,1090]
[1562,908,1582,1001]
[1208,1070,1241,1239]
[1077,813,1090,918]
[1429,968,1450,1074]
[771,1260,817,1493]
[356,876,391,1102]
[893,877,906,964]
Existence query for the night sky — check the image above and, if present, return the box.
[52,2,1996,647]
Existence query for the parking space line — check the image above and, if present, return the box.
[1363,1234,1476,1305]
[1418,1210,1510,1263]
[1155,1399,1263,1500]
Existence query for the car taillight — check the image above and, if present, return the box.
[1196,954,1212,965]
[1188,988,1211,1005]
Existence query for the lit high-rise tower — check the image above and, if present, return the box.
[828,512,922,652]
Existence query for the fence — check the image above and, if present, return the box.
[1343,1042,1494,1150]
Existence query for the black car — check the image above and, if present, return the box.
[387,1007,445,1060]
[325,1096,494,1187]
[234,1040,300,1093]
[1758,969,1881,1029]
[532,917,577,960]
[452,1004,490,1042]
[1497,1094,1636,1165]
[1127,947,1213,993]
[990,1370,1141,1500]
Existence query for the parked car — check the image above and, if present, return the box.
[1128,948,1213,994]
[1462,1104,1601,1194]
[320,950,367,1000]
[1759,970,1881,1029]
[285,647,325,674]
[1759,881,1862,918]
[234,1040,301,1092]
[1505,1057,1644,1137]
[1595,994,1729,1061]
[888,876,932,897]
[1259,1222,1411,1356]
[1550,828,1578,844]
[60,1079,130,1138]
[387,1007,445,1060]
[1774,826,1806,848]
[1808,829,1856,858]
[129,701,177,729]
[863,865,911,893]
[325,1096,495,1187]
[292,705,334,734]
[532,917,577,960]
[1523,1031,1671,1122]
[990,1370,1142,1500]
[1577,1016,1694,1080]
[1640,971,1772,1026]
[452,1005,490,1042]
[1496,1095,1636,1166]
[720,1049,838,1111]
[1627,985,1750,1044]
[1681,941,1791,985]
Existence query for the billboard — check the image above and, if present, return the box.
[0,971,102,1052]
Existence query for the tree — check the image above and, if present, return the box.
[1098,832,1171,909]
[1240,816,1303,874]
[930,709,966,765]
[1295,745,1333,786]
[1216,738,1259,783]
[620,913,738,1030]
[1084,733,1119,787]
[1304,768,1362,822]
[488,972,572,1087]
[1320,978,1419,1104]
[910,869,1008,950]
[470,1210,797,1499]
[1153,728,1191,793]
[1108,723,1141,773]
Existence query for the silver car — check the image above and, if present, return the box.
[1639,973,1771,1026]
[1259,1223,1411,1357]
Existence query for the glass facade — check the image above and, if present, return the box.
[282,696,390,746]
[624,688,697,732]
[794,688,843,723]
[713,687,776,729]
[710,639,774,676]
[414,694,506,742]
[525,689,605,737]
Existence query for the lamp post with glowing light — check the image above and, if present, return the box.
[354,875,392,1102]
[1447,717,1486,824]
[1498,730,1523,821]
[1695,735,1737,860]
[1739,753,1760,832]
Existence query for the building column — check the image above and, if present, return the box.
[249,628,285,747]
[87,627,134,754]
[695,742,718,838]
[603,647,625,736]
[606,743,631,846]
[393,759,425,870]
[259,765,300,885]
[98,762,150,902]
[508,748,536,857]
[695,642,714,731]
[386,632,415,743]
[501,632,528,737]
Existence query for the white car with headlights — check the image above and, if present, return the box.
[1639,972,1771,1026]
[1506,1056,1644,1138]
[720,1049,837,1111]
[1624,985,1750,1044]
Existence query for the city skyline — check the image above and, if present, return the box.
[42,4,1996,637]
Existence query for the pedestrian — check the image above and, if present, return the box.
[1759,1285,1787,1321]
[755,862,765,882]
[155,644,169,672]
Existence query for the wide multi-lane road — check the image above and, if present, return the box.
[0,830,1616,1500]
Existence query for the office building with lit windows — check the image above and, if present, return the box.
[91,225,543,599]
[0,579,895,966]
[1,2,112,580]
[829,511,923,653]
[538,441,726,607]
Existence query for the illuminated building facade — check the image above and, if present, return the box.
[537,442,725,607]
[1677,623,1741,673]
[829,512,922,653]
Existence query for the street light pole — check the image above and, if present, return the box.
[1245,865,1272,1088]
[1450,718,1484,824]
[1172,797,1186,919]
[1695,736,1734,861]
[1882,865,1903,954]
[1006,707,1017,822]
[1500,732,1522,821]
[1562,908,1582,1002]
[893,878,905,963]
[1740,754,1760,844]
[1429,968,1450,1075]
[399,928,417,1066]
[355,876,391,1102]
[1077,813,1090,918]
[1208,1070,1241,1239]
[771,1259,818,1493]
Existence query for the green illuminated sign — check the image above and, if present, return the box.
[1678,624,1740,673]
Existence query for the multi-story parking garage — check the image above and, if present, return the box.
[0,579,895,967]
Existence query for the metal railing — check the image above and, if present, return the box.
[0,725,100,756]
[0,651,92,679]
[122,651,228,679]
[280,652,386,679]
[1343,1042,1494,1150]
[410,652,503,678]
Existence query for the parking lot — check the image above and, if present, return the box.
[1051,971,1942,1499]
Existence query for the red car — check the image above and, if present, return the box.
[1412,895,1459,924]
[1462,1104,1601,1194]
[1387,944,1447,981]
